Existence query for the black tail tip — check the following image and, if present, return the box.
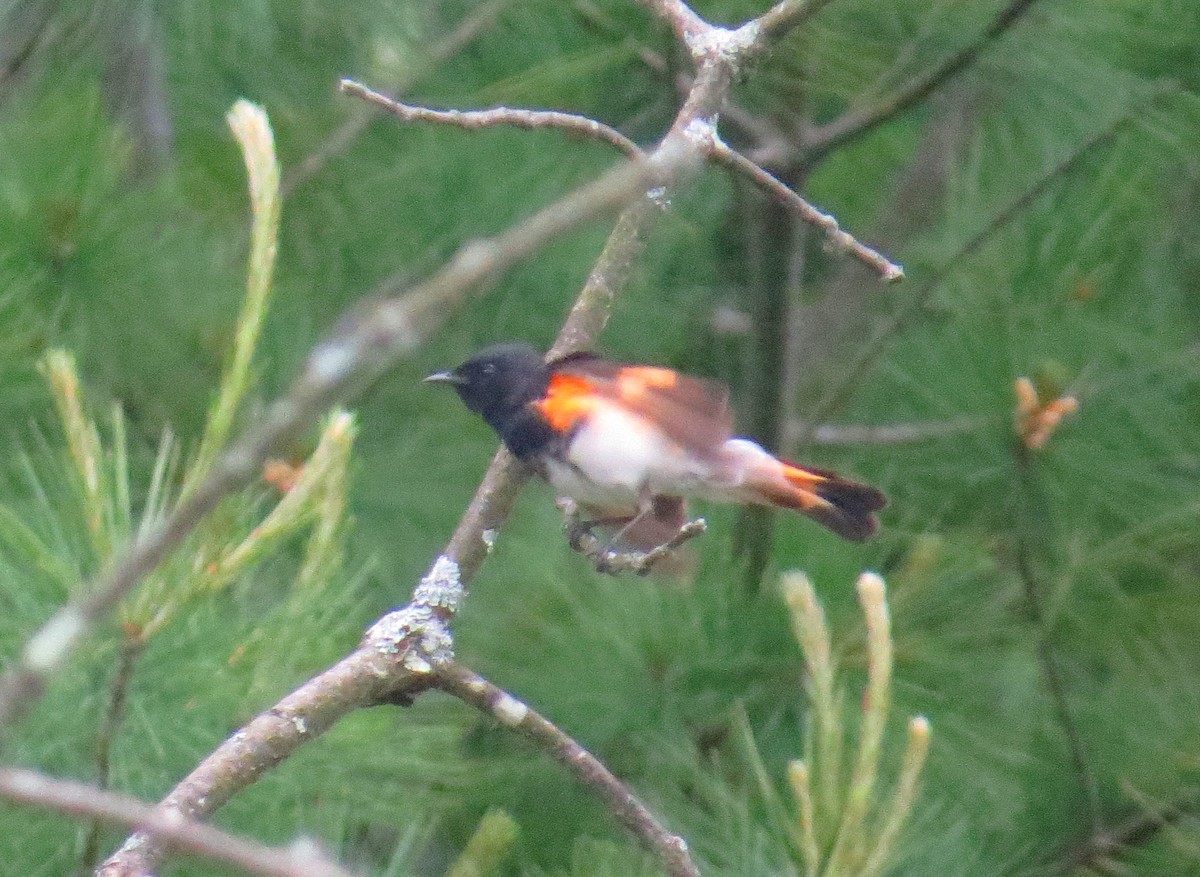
[814,480,887,542]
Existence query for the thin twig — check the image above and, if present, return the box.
[434,661,700,877]
[340,80,643,158]
[804,0,1047,154]
[282,0,512,194]
[709,138,904,281]
[0,767,360,877]
[565,510,708,575]
[80,640,145,871]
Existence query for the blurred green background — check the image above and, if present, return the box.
[1,0,1199,875]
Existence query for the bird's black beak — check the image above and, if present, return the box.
[424,370,465,386]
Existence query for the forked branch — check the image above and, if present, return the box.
[341,81,903,281]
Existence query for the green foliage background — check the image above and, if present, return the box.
[1,0,1199,875]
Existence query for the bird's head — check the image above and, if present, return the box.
[425,343,549,420]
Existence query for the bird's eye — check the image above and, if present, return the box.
[482,363,496,376]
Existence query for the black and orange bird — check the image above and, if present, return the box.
[426,343,885,549]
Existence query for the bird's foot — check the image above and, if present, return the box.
[559,499,706,576]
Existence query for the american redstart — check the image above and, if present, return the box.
[427,343,885,549]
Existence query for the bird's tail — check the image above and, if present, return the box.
[778,462,886,541]
[726,440,886,541]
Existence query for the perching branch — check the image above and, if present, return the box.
[434,661,701,877]
[0,767,360,877]
[563,500,709,575]
[804,0,1047,154]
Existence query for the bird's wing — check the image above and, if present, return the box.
[546,352,733,456]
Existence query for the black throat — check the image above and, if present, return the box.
[492,405,561,462]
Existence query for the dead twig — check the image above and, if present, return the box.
[340,79,643,158]
[708,138,904,281]
[339,86,904,282]
[563,501,709,575]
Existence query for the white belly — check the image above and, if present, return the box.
[545,402,718,506]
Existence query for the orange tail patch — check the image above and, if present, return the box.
[772,463,887,541]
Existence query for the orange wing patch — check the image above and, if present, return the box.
[535,373,599,431]
[616,366,678,400]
